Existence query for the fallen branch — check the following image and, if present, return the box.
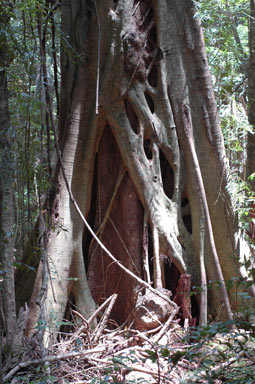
[71,310,92,347]
[92,293,118,342]
[68,293,118,344]
[87,355,170,381]
[3,346,107,383]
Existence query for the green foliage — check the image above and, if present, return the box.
[85,320,255,384]
[2,0,61,256]
[177,320,255,383]
[195,0,255,247]
[12,370,57,384]
[195,0,248,92]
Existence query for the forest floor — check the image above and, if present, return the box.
[2,303,255,384]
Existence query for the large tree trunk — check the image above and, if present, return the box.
[25,0,254,345]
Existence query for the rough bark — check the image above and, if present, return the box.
[0,6,17,350]
[24,0,255,345]
[25,0,98,343]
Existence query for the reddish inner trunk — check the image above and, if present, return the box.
[83,126,198,325]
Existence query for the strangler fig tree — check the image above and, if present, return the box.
[21,0,255,345]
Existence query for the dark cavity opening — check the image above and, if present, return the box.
[191,294,200,325]
[139,1,151,17]
[148,26,157,46]
[141,8,154,30]
[146,39,154,54]
[83,153,98,272]
[148,65,157,88]
[160,150,174,199]
[124,99,139,134]
[145,92,154,114]
[87,0,93,23]
[156,47,163,62]
[143,139,152,160]
[59,292,75,335]
[147,227,181,299]
[164,261,180,298]
[181,197,189,207]
[181,197,192,234]
[87,9,92,22]
[146,226,200,325]
[165,265,200,326]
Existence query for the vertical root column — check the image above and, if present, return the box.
[152,224,162,289]
[120,0,187,287]
[181,104,233,323]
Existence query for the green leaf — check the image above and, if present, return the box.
[112,357,127,366]
[248,172,255,181]
[145,349,157,363]
[161,348,170,357]
[171,350,186,366]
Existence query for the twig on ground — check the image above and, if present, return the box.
[92,294,118,343]
[152,307,180,343]
[67,294,117,345]
[71,310,92,347]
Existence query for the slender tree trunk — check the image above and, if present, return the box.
[25,0,255,345]
[247,0,255,189]
[0,7,17,350]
